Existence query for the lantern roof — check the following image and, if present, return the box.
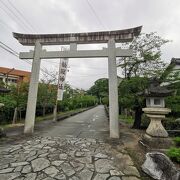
[144,78,173,97]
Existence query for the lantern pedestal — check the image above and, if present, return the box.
[142,107,173,149]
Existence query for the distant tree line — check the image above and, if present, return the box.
[0,79,98,125]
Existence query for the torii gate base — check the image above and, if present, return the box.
[13,26,142,138]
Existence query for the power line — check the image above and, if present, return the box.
[6,0,38,32]
[85,0,108,30]
[0,41,19,55]
[0,40,60,81]
[0,43,19,57]
[0,41,32,67]
[0,19,14,32]
[0,0,33,32]
[0,5,27,32]
[0,41,107,88]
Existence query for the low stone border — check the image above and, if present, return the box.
[104,105,109,119]
[167,130,180,137]
[0,136,141,180]
[56,106,97,121]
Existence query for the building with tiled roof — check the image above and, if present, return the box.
[0,67,31,86]
[161,58,180,86]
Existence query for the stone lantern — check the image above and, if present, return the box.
[142,80,173,149]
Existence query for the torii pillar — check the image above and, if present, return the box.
[108,39,119,138]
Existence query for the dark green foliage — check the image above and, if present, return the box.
[118,77,149,128]
[119,77,148,108]
[173,137,180,147]
[57,95,97,112]
[0,80,98,125]
[0,95,16,124]
[167,147,180,163]
[163,118,180,131]
[0,82,29,124]
[37,82,57,116]
[141,114,150,128]
[102,97,109,106]
[165,81,180,117]
[87,78,108,103]
[141,116,180,131]
[165,95,180,118]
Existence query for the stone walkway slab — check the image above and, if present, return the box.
[0,136,141,180]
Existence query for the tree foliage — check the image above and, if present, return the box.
[119,32,169,78]
[118,77,149,128]
[87,78,108,102]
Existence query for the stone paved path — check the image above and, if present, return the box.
[0,137,141,180]
[0,106,141,180]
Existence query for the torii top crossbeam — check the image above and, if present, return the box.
[13,26,142,46]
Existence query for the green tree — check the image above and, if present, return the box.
[10,82,29,123]
[117,32,170,129]
[0,94,16,124]
[119,32,169,79]
[87,78,108,103]
[37,82,57,116]
[119,77,149,128]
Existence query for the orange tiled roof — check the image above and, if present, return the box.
[0,67,31,77]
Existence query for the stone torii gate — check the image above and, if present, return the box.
[13,26,142,138]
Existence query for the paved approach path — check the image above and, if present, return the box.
[0,106,141,180]
[40,105,109,139]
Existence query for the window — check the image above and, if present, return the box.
[8,78,17,83]
[12,79,17,83]
[154,98,161,105]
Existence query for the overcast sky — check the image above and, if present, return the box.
[0,0,179,90]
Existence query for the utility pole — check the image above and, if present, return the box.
[5,68,14,88]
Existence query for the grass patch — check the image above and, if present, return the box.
[119,114,133,125]
[0,108,87,129]
[167,147,180,163]
[0,123,24,129]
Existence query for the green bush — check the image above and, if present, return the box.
[119,114,133,125]
[162,117,180,130]
[141,115,179,129]
[166,96,180,117]
[173,137,180,147]
[102,97,109,106]
[141,114,150,128]
[167,147,180,163]
[0,95,16,124]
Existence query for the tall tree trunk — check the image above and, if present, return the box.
[42,106,46,117]
[12,107,17,124]
[19,109,22,121]
[132,106,142,129]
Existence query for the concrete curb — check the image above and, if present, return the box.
[104,105,109,119]
[56,106,97,121]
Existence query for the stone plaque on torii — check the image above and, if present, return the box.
[13,26,142,138]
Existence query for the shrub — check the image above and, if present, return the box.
[162,117,180,130]
[141,115,180,130]
[167,147,180,163]
[173,137,180,147]
[141,114,150,128]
